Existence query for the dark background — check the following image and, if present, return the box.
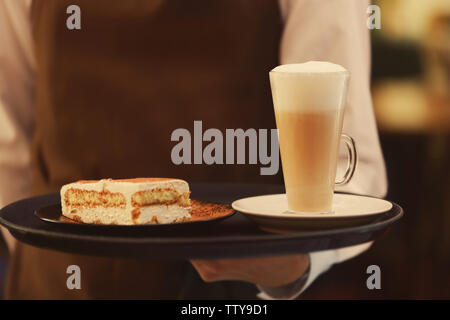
[303,0,450,298]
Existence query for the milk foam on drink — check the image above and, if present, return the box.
[270,61,349,213]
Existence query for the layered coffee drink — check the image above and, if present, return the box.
[270,61,354,213]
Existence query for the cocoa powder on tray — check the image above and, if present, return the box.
[189,200,233,221]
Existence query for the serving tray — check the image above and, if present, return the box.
[0,183,403,259]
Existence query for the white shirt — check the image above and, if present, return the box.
[0,0,387,299]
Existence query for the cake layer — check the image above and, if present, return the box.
[65,205,190,225]
[64,189,126,208]
[60,178,191,225]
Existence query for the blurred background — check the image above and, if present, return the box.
[303,0,450,299]
[0,0,449,299]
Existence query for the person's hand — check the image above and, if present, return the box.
[190,254,310,288]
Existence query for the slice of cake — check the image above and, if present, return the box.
[60,178,191,225]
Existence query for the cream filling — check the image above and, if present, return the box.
[137,205,191,224]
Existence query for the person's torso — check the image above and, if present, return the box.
[4,0,283,300]
[31,0,282,194]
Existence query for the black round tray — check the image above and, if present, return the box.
[0,183,403,259]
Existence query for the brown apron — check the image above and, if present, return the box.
[5,0,282,299]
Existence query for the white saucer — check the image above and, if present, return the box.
[232,193,393,233]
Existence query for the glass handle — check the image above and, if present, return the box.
[335,134,357,186]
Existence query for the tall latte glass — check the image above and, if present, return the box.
[270,61,357,213]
